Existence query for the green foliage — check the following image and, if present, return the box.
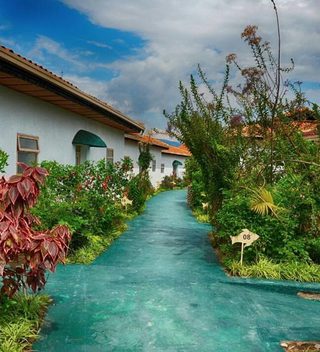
[192,208,210,223]
[216,172,320,264]
[228,258,320,282]
[165,68,240,213]
[32,158,152,263]
[138,142,153,173]
[185,157,206,209]
[0,150,8,173]
[0,294,51,352]
[128,173,153,213]
[166,4,320,281]
[67,224,128,264]
[216,189,288,261]
[159,175,185,190]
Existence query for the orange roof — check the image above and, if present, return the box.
[162,144,191,157]
[125,134,192,156]
[241,124,265,138]
[125,133,170,149]
[292,121,318,139]
[0,46,144,133]
[240,121,318,140]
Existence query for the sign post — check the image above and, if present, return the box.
[230,229,259,265]
[240,242,244,265]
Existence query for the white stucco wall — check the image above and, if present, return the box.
[124,137,189,187]
[0,86,126,175]
[149,145,164,187]
[124,139,140,175]
[161,153,187,179]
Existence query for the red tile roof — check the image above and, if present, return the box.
[125,134,192,156]
[240,121,319,140]
[162,144,191,157]
[125,133,170,149]
[292,121,318,139]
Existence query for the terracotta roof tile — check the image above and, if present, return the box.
[292,121,318,138]
[125,133,170,149]
[162,144,191,157]
[241,121,319,140]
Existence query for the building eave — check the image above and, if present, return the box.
[0,46,144,133]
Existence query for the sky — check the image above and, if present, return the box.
[0,0,319,129]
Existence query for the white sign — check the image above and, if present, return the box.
[230,229,259,264]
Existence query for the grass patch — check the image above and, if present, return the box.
[192,208,210,223]
[0,293,51,352]
[227,258,320,282]
[67,223,129,264]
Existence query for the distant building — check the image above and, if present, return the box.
[124,133,190,186]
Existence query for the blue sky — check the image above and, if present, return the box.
[0,0,145,81]
[0,0,319,128]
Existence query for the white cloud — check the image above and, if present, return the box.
[61,0,320,127]
[87,40,113,50]
[29,35,86,70]
[63,74,112,101]
[0,36,18,48]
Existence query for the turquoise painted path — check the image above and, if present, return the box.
[35,190,320,351]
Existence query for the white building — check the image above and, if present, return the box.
[0,46,143,175]
[0,46,190,186]
[124,133,190,187]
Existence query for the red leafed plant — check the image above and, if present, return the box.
[0,163,71,297]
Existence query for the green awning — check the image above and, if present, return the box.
[72,130,106,148]
[173,160,183,167]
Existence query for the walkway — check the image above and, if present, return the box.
[35,190,320,352]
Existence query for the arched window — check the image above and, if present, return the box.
[172,160,182,177]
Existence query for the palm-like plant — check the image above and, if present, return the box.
[249,187,280,217]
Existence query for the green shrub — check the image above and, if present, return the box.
[159,175,185,190]
[32,158,152,262]
[184,157,206,209]
[0,149,8,173]
[67,225,127,264]
[216,188,305,262]
[128,174,153,213]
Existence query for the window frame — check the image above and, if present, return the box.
[17,133,40,153]
[17,133,40,173]
[161,163,165,173]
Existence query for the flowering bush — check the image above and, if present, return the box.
[0,163,71,297]
[32,158,152,262]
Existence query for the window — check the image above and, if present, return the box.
[17,134,39,173]
[106,148,114,164]
[161,163,165,173]
[152,159,156,172]
[75,145,88,165]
